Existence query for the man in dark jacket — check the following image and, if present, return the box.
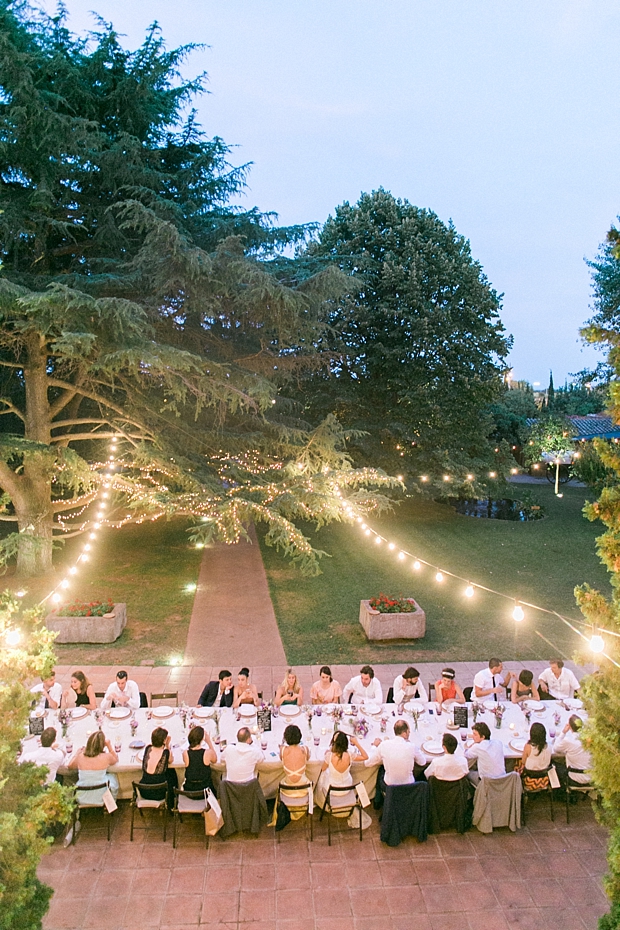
[198,669,234,707]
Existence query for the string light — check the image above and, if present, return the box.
[388,543,395,550]
[413,560,421,570]
[398,551,405,560]
[465,584,474,598]
[375,536,382,544]
[590,633,605,653]
[436,571,444,582]
[5,629,21,646]
[513,603,524,622]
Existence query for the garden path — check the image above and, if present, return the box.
[183,524,287,668]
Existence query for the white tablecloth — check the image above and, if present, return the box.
[26,700,583,799]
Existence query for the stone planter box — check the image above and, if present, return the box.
[45,603,127,644]
[359,598,426,641]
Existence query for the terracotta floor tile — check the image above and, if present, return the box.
[428,915,472,930]
[203,865,241,894]
[276,920,316,930]
[238,889,276,921]
[436,834,476,857]
[577,905,609,929]
[538,907,591,930]
[170,866,206,894]
[350,887,390,918]
[207,842,243,864]
[312,918,355,930]
[132,867,172,895]
[94,869,134,896]
[378,860,416,886]
[543,851,589,877]
[200,891,239,923]
[390,916,432,930]
[82,896,130,928]
[446,857,485,882]
[276,888,314,918]
[420,885,463,913]
[503,908,544,930]
[160,894,202,925]
[526,879,567,908]
[560,878,609,908]
[313,888,353,918]
[55,869,101,897]
[241,863,276,890]
[124,895,165,926]
[311,862,343,888]
[508,852,546,878]
[493,881,535,909]
[387,883,425,914]
[42,897,90,929]
[140,845,175,868]
[476,855,515,879]
[414,859,451,884]
[465,910,510,930]
[275,862,311,889]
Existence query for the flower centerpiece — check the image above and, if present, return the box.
[58,708,71,737]
[472,702,482,724]
[129,715,138,737]
[93,708,104,729]
[178,703,190,729]
[490,703,506,729]
[380,716,388,734]
[354,717,370,739]
[410,708,422,732]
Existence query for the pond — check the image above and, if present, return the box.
[448,498,545,521]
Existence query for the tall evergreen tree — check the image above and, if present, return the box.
[293,189,512,494]
[0,3,396,576]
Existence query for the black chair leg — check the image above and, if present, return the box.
[130,804,135,841]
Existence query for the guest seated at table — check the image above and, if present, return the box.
[435,668,466,708]
[315,731,368,808]
[280,724,310,785]
[198,669,234,708]
[511,669,540,704]
[101,670,140,710]
[425,733,469,782]
[310,666,342,704]
[31,670,62,710]
[232,668,260,708]
[182,725,216,793]
[275,669,304,706]
[61,670,97,710]
[538,659,580,701]
[393,667,428,705]
[140,726,178,804]
[473,658,514,700]
[464,722,505,785]
[222,727,264,783]
[366,720,426,785]
[343,666,383,705]
[520,722,552,780]
[68,730,119,801]
[553,715,592,787]
[20,727,65,785]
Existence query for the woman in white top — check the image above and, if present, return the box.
[314,731,368,808]
[521,722,552,773]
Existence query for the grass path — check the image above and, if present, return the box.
[259,484,611,665]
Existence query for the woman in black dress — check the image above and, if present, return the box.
[140,726,178,804]
[182,726,216,793]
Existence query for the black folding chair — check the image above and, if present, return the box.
[319,784,363,845]
[130,780,168,841]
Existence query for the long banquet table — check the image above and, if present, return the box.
[29,698,585,800]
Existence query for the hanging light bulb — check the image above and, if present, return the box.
[489,471,497,478]
[465,584,474,598]
[51,592,61,604]
[374,536,382,544]
[413,560,421,571]
[466,474,474,481]
[361,523,367,530]
[365,529,371,536]
[388,543,395,550]
[5,629,21,646]
[436,571,444,582]
[69,566,78,575]
[398,552,405,560]
[590,633,605,653]
[420,476,428,482]
[513,603,524,622]
[61,579,69,589]
[443,475,450,482]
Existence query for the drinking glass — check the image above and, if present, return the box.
[436,704,442,716]
[261,737,268,750]
[220,739,227,751]
[460,731,467,743]
[65,739,73,755]
[114,738,122,753]
[313,736,320,746]
[272,706,279,718]
[549,728,556,739]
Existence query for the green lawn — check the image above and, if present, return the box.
[13,520,203,666]
[259,483,612,665]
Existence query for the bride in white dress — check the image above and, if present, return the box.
[315,732,371,828]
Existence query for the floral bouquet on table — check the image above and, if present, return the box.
[58,708,72,737]
[410,708,422,732]
[93,708,104,729]
[380,716,388,734]
[553,710,561,727]
[490,703,506,729]
[178,703,190,729]
[129,715,139,737]
[332,705,343,722]
[354,717,370,739]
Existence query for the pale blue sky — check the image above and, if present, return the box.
[41,0,620,384]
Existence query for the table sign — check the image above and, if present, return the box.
[28,714,45,736]
[257,706,272,732]
[453,706,469,728]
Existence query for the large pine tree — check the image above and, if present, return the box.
[0,2,396,576]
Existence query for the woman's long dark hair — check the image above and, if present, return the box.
[529,722,547,753]
[331,731,349,758]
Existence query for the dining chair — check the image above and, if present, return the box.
[427,683,436,700]
[71,782,115,843]
[521,769,554,825]
[94,692,106,700]
[150,692,179,707]
[172,788,208,848]
[319,784,363,845]
[130,780,169,841]
[386,687,394,704]
[463,686,473,703]
[275,781,314,842]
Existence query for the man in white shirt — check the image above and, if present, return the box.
[553,715,592,785]
[222,728,264,783]
[465,722,506,784]
[101,670,141,710]
[31,671,62,710]
[344,666,383,705]
[538,660,580,700]
[473,659,514,701]
[393,667,428,705]
[425,733,470,781]
[366,720,426,785]
[20,727,65,785]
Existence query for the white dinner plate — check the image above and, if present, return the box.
[239,704,257,717]
[510,738,527,752]
[108,707,131,719]
[422,739,444,755]
[524,700,545,711]
[564,698,583,710]
[442,699,459,710]
[445,722,460,731]
[129,740,145,749]
[193,707,214,718]
[72,707,88,719]
[483,700,499,711]
[361,703,381,716]
[279,705,300,717]
[151,706,174,718]
[322,703,335,713]
[405,701,426,713]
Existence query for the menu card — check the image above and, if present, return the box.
[453,706,468,728]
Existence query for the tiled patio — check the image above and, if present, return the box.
[39,791,608,930]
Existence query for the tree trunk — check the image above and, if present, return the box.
[14,469,54,577]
